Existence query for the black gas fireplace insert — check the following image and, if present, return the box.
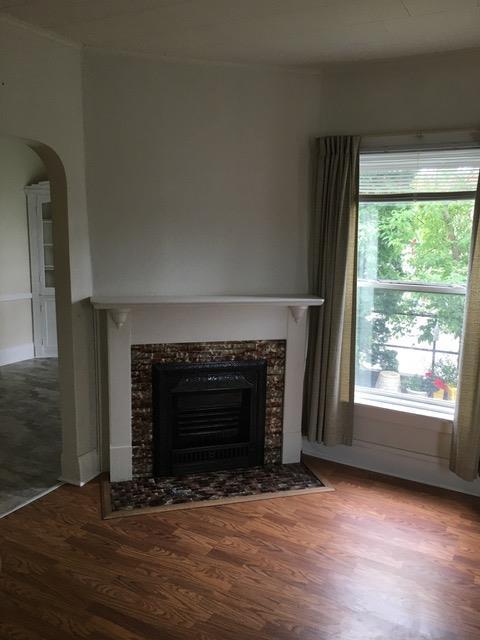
[152,360,267,476]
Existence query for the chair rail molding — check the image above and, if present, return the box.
[0,293,33,302]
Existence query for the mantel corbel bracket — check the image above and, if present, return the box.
[108,308,131,329]
[289,305,308,323]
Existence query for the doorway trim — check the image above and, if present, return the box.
[0,134,98,486]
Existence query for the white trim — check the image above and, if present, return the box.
[0,343,34,366]
[0,293,33,302]
[282,307,309,464]
[302,438,480,496]
[359,129,480,152]
[59,449,100,487]
[282,431,303,463]
[78,449,100,485]
[93,309,109,473]
[0,13,81,49]
[83,44,324,76]
[355,389,454,421]
[91,294,324,308]
[355,398,453,432]
[109,445,133,483]
[357,279,466,295]
[102,302,311,481]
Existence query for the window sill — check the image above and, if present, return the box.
[355,389,454,423]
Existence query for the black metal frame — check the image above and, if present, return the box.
[152,360,266,476]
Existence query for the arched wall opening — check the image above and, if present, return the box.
[30,140,80,484]
[0,133,95,487]
[1,15,99,488]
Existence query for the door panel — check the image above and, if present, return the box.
[42,296,57,357]
[26,182,58,358]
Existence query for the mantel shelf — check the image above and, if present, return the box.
[91,294,324,308]
[90,295,324,328]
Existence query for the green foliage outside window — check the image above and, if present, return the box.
[357,200,473,381]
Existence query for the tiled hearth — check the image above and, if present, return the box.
[108,462,328,514]
[131,340,286,477]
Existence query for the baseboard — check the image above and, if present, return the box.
[302,437,480,496]
[0,343,34,366]
[59,449,100,486]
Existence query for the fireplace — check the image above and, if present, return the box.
[132,340,286,477]
[92,296,324,482]
[152,360,266,476]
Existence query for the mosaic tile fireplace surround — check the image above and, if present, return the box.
[131,340,286,478]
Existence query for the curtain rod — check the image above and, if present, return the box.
[357,127,480,154]
[327,126,480,139]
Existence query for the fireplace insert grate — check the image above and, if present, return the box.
[152,361,266,476]
[172,444,250,467]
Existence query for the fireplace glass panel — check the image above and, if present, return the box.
[173,389,250,448]
[152,361,266,476]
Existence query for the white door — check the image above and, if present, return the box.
[26,182,58,358]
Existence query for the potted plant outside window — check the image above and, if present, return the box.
[405,374,428,397]
[406,372,449,399]
[433,360,458,401]
[425,370,448,400]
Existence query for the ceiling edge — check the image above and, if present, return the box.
[0,12,82,49]
[82,44,325,76]
[321,44,480,74]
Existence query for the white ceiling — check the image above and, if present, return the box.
[1,0,480,66]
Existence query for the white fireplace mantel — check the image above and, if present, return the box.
[91,295,324,328]
[91,295,324,481]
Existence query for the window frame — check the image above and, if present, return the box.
[355,165,478,416]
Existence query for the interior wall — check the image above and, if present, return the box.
[0,138,46,363]
[0,16,97,484]
[310,48,480,492]
[321,48,480,135]
[83,50,323,296]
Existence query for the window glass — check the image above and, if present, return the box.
[357,288,464,398]
[356,148,480,408]
[358,201,474,286]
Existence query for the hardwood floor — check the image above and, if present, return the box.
[1,459,480,640]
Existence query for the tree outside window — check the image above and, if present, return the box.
[356,150,479,405]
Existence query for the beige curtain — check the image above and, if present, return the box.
[450,181,480,481]
[303,136,360,445]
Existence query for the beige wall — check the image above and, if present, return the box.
[0,138,46,353]
[321,48,480,135]
[82,46,480,489]
[3,14,479,490]
[0,301,32,352]
[313,48,480,491]
[83,50,323,296]
[0,16,96,484]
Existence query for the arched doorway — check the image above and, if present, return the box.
[0,135,81,516]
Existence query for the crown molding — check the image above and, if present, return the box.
[322,44,480,74]
[0,13,82,49]
[83,44,325,76]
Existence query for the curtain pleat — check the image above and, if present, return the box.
[450,179,480,480]
[303,136,360,446]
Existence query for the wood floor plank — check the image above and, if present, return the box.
[1,460,480,639]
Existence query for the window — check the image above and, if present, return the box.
[356,148,480,414]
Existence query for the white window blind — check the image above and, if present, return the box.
[360,149,480,195]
